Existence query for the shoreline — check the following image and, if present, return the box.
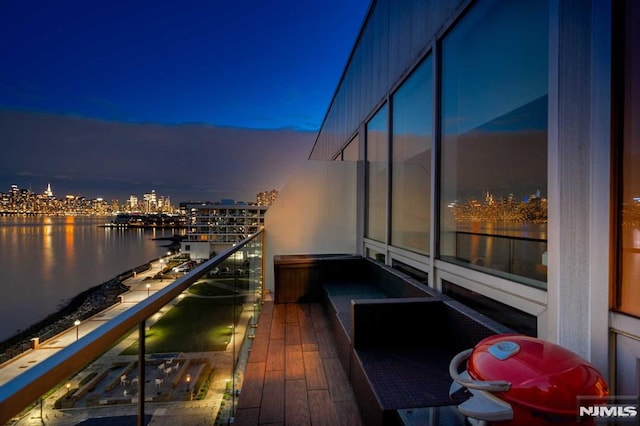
[0,261,153,362]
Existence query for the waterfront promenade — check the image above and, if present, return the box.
[0,259,172,387]
[1,257,258,425]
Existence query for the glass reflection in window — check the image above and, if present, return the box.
[392,57,432,255]
[439,0,548,287]
[366,105,389,243]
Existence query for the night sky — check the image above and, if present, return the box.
[0,0,370,202]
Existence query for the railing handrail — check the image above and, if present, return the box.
[0,230,263,424]
[455,230,546,243]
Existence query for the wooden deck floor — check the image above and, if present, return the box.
[235,301,362,425]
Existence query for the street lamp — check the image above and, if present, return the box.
[146,283,151,298]
[65,382,71,395]
[74,320,80,341]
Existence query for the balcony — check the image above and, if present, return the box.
[1,232,511,426]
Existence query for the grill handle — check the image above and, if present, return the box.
[449,348,512,393]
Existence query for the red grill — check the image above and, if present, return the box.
[449,334,609,425]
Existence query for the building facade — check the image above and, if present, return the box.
[182,200,268,260]
[266,0,639,397]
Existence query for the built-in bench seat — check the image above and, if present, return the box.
[322,281,390,373]
[350,298,511,425]
[318,260,438,378]
[323,282,386,328]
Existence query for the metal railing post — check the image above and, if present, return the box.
[138,320,145,426]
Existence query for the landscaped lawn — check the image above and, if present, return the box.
[121,296,245,355]
[188,281,235,297]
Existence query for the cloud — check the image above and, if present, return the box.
[0,110,316,202]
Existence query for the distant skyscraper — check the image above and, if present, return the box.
[44,183,54,198]
[128,195,138,211]
[257,189,278,206]
[143,190,157,212]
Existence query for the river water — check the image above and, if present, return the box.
[0,215,182,342]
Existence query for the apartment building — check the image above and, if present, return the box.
[182,200,267,259]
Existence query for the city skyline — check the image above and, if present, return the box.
[0,183,279,216]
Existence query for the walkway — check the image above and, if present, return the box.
[0,259,176,387]
[234,301,362,425]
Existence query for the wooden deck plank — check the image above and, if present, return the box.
[285,303,301,324]
[285,379,311,426]
[285,344,305,380]
[234,408,260,425]
[261,301,274,315]
[273,303,285,320]
[259,369,285,424]
[299,305,319,352]
[333,400,363,426]
[254,302,273,336]
[248,334,269,363]
[308,389,338,426]
[285,323,302,346]
[322,357,353,402]
[236,362,266,408]
[303,351,328,390]
[266,338,285,371]
[315,328,338,359]
[270,315,286,340]
[255,311,272,337]
[310,304,328,331]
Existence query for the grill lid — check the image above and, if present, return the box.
[467,335,608,416]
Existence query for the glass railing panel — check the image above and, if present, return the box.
[0,231,263,425]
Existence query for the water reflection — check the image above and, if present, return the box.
[0,216,180,342]
[42,216,54,280]
[64,216,76,269]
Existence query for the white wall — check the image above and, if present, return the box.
[180,241,211,261]
[546,0,613,380]
[264,160,358,291]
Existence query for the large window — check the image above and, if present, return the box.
[615,0,640,317]
[439,0,548,287]
[366,105,389,242]
[391,58,432,255]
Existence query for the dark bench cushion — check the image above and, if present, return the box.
[323,282,387,314]
[353,345,464,409]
